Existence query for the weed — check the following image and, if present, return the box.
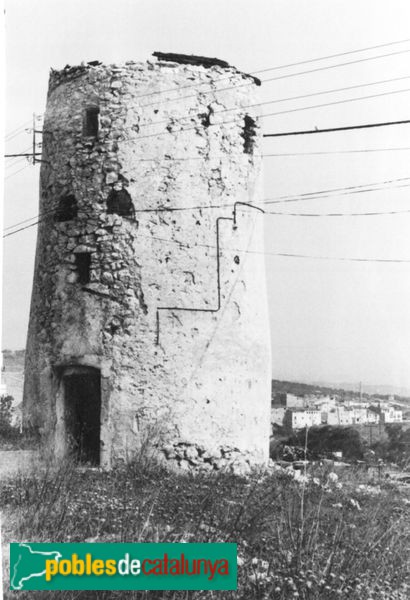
[1,457,409,599]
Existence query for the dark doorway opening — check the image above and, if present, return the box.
[63,367,101,464]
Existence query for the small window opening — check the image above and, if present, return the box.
[242,114,257,154]
[107,189,135,217]
[83,106,99,137]
[75,253,91,284]
[55,194,77,222]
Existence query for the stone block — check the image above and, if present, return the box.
[106,172,118,184]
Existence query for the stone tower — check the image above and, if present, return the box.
[23,53,271,471]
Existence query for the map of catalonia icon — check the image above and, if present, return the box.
[10,543,62,590]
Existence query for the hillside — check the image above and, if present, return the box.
[271,378,410,405]
[271,379,363,399]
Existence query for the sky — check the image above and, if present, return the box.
[2,0,410,390]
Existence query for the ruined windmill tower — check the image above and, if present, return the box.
[23,53,272,471]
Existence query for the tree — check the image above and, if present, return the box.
[372,424,410,467]
[0,394,14,434]
[285,426,365,460]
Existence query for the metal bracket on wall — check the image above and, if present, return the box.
[232,201,265,225]
[82,286,116,300]
[155,202,265,345]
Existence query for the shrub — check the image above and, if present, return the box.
[285,426,365,460]
[0,394,14,433]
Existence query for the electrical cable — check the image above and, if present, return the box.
[4,120,32,141]
[4,175,410,233]
[134,75,410,131]
[5,215,410,263]
[4,164,32,181]
[265,206,410,217]
[140,47,410,109]
[263,119,410,138]
[125,87,410,143]
[134,37,410,101]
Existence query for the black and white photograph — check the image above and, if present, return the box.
[1,1,410,598]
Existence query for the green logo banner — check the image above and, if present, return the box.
[9,542,237,591]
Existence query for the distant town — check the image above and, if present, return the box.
[272,379,410,432]
[2,350,410,435]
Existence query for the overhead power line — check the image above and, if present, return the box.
[5,175,410,233]
[262,252,410,264]
[10,41,410,132]
[4,146,36,164]
[6,144,410,172]
[266,206,410,217]
[4,164,32,181]
[11,117,410,165]
[10,39,410,132]
[263,119,410,138]
[260,48,410,86]
[128,232,410,264]
[67,147,410,163]
[262,147,410,157]
[104,230,410,264]
[5,215,410,264]
[253,38,410,75]
[3,220,41,238]
[4,119,32,141]
[140,47,410,109]
[134,38,410,101]
[4,153,42,159]
[38,82,410,143]
[4,175,410,237]
[264,176,410,205]
[134,75,410,131]
[7,39,410,137]
[39,76,410,140]
[108,87,410,143]
[4,173,410,235]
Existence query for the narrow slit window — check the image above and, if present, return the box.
[107,189,135,217]
[75,253,91,284]
[55,194,77,222]
[83,106,99,137]
[242,114,257,154]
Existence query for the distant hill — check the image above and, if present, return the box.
[271,379,410,405]
[271,379,358,399]
[311,380,410,399]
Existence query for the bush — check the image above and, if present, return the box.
[0,394,14,433]
[283,426,365,460]
[372,424,410,467]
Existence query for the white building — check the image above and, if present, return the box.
[272,392,306,408]
[271,407,286,426]
[381,407,403,423]
[326,406,353,426]
[284,408,322,430]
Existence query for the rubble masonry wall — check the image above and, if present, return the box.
[23,57,272,472]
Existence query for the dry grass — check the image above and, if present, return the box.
[0,454,409,599]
